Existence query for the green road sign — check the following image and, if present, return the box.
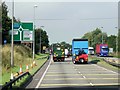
[12,22,33,41]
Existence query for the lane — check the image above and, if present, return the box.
[38,57,119,89]
[39,58,91,88]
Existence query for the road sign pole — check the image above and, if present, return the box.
[33,5,38,60]
[11,0,14,67]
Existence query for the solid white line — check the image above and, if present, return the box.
[90,82,94,86]
[92,64,118,74]
[35,56,51,88]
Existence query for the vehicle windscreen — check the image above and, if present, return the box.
[102,48,108,51]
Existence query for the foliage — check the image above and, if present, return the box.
[118,29,120,52]
[82,28,107,49]
[107,35,116,51]
[2,2,21,44]
[50,41,72,51]
[35,28,49,53]
[2,2,12,44]
[2,44,32,69]
[82,28,118,52]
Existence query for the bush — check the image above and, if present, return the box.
[2,44,32,69]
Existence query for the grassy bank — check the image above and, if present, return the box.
[89,56,119,71]
[1,44,49,87]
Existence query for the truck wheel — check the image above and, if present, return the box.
[73,61,76,64]
[80,59,84,63]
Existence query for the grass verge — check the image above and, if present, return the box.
[89,56,120,72]
[2,57,48,87]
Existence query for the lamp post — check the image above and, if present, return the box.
[101,27,103,44]
[11,0,14,67]
[115,27,118,56]
[33,5,38,60]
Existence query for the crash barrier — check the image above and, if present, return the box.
[2,72,30,90]
[2,55,50,90]
[103,58,120,68]
[90,56,120,68]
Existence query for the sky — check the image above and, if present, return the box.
[5,0,119,44]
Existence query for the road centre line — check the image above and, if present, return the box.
[83,76,86,78]
[89,82,94,86]
[45,73,117,76]
[35,56,51,88]
[43,78,118,80]
[93,64,118,74]
[40,83,118,87]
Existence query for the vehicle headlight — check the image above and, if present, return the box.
[76,56,79,60]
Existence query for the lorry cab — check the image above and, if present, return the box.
[53,46,65,62]
[96,44,109,57]
[100,46,109,56]
[73,49,88,64]
[88,47,94,55]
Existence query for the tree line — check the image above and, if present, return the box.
[82,28,119,52]
[1,2,49,54]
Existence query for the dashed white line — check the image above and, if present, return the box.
[90,82,94,86]
[93,64,118,74]
[83,76,86,78]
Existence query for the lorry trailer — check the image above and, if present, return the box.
[72,39,88,64]
[96,44,109,56]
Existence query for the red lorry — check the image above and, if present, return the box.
[96,44,109,56]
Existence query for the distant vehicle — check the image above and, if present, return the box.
[88,47,94,55]
[96,44,109,56]
[65,49,69,57]
[53,45,65,62]
[72,39,88,64]
[109,48,113,53]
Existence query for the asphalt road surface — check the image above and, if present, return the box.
[33,56,119,90]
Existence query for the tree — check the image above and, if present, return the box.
[118,29,120,52]
[35,28,49,53]
[107,35,116,52]
[2,2,12,44]
[82,28,107,49]
[2,2,20,44]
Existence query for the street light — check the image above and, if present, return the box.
[33,5,38,60]
[101,27,103,44]
[11,0,14,67]
[115,27,118,56]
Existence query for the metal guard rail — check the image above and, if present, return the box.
[103,58,120,68]
[2,72,30,90]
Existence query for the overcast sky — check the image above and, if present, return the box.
[5,0,119,44]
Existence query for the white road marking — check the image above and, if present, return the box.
[35,56,52,88]
[78,71,81,73]
[93,64,118,74]
[83,76,86,78]
[89,82,94,86]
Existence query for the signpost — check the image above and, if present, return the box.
[11,22,33,42]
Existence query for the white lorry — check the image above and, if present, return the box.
[88,47,94,55]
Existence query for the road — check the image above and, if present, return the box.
[32,56,119,90]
